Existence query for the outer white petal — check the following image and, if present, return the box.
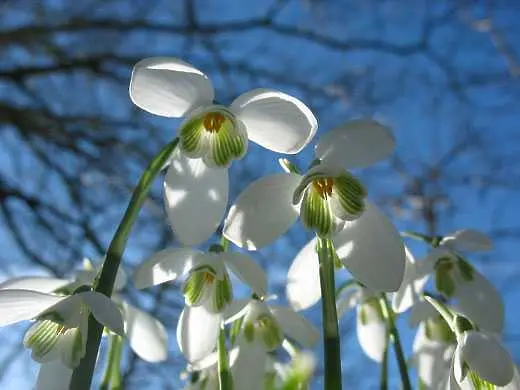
[356,305,387,362]
[122,302,168,362]
[230,89,317,154]
[392,248,430,313]
[0,289,65,326]
[454,270,504,333]
[412,323,455,389]
[177,305,221,363]
[441,229,493,252]
[336,286,362,318]
[333,201,405,292]
[501,366,520,390]
[450,345,464,390]
[164,153,228,246]
[36,361,73,390]
[286,238,321,311]
[129,57,214,117]
[0,277,70,293]
[77,291,124,336]
[314,119,395,169]
[223,173,301,250]
[409,300,438,327]
[222,253,267,297]
[231,340,267,390]
[461,331,514,386]
[223,298,250,324]
[133,248,202,289]
[269,305,319,348]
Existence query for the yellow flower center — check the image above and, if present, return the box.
[203,112,226,133]
[203,271,216,284]
[312,178,334,199]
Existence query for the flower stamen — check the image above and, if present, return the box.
[312,178,334,199]
[203,112,226,133]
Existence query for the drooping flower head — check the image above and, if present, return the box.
[130,58,318,246]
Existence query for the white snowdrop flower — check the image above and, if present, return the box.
[133,248,267,363]
[0,287,123,369]
[130,57,317,246]
[224,119,396,250]
[224,298,318,390]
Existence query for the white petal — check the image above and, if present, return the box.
[315,119,395,169]
[36,361,73,390]
[222,253,267,297]
[129,57,214,117]
[452,344,465,388]
[122,302,168,362]
[0,289,64,326]
[392,248,430,313]
[78,291,124,336]
[223,173,301,250]
[412,323,455,388]
[461,331,514,386]
[454,270,504,333]
[230,89,317,154]
[408,299,438,327]
[0,277,70,293]
[232,341,268,390]
[177,305,221,362]
[133,248,202,289]
[269,305,319,348]
[286,238,321,311]
[356,305,387,362]
[501,366,520,390]
[333,201,406,292]
[336,286,362,318]
[441,229,493,252]
[223,298,250,324]
[164,153,228,246]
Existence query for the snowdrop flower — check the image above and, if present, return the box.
[394,230,503,333]
[35,360,74,390]
[0,287,123,369]
[224,119,396,250]
[133,247,267,362]
[409,303,456,390]
[449,323,515,389]
[336,284,388,362]
[225,298,319,390]
[75,261,169,363]
[130,57,317,246]
[285,202,405,306]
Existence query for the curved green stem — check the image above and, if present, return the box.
[70,138,179,390]
[316,237,342,390]
[380,295,411,390]
[218,325,233,390]
[100,334,123,390]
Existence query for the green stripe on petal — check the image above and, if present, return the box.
[24,320,61,361]
[208,118,247,167]
[330,172,367,220]
[180,116,206,157]
[300,187,335,237]
[183,265,217,307]
[469,371,496,390]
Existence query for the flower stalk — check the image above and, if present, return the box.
[100,334,123,390]
[380,294,411,390]
[316,237,342,390]
[217,325,233,390]
[70,138,179,390]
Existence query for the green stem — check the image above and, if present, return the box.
[380,295,411,390]
[70,138,179,390]
[217,325,233,390]
[100,334,123,390]
[379,327,389,390]
[316,237,342,390]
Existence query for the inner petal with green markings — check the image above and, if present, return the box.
[179,106,248,168]
[293,165,367,237]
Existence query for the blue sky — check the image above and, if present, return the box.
[1,0,519,388]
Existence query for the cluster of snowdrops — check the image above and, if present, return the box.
[0,57,518,390]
